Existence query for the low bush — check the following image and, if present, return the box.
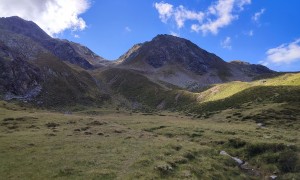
[246,143,286,157]
[278,151,299,173]
[228,138,247,148]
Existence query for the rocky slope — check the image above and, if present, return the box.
[0,16,110,69]
[0,42,42,99]
[0,17,111,106]
[0,16,279,109]
[118,35,227,74]
[117,34,274,89]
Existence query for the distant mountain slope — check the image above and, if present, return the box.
[0,42,109,107]
[197,73,300,103]
[117,34,274,89]
[0,16,109,69]
[172,72,300,122]
[2,16,297,112]
[118,35,228,74]
[93,68,196,110]
[0,16,112,107]
[32,53,110,107]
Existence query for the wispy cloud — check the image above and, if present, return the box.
[198,0,238,35]
[154,0,251,35]
[154,2,204,28]
[262,39,300,65]
[174,5,204,28]
[170,31,179,37]
[125,26,132,32]
[221,36,232,49]
[252,8,265,22]
[237,0,251,10]
[154,2,174,23]
[0,0,90,36]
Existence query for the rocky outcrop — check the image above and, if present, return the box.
[229,60,274,76]
[0,43,42,98]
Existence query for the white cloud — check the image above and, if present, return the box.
[191,24,201,32]
[125,26,132,32]
[252,8,265,22]
[0,0,90,36]
[265,39,300,64]
[154,2,174,23]
[174,5,204,28]
[170,31,179,37]
[154,2,204,28]
[200,0,237,35]
[155,0,251,35]
[237,0,251,10]
[221,36,232,49]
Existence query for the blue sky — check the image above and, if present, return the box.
[1,0,300,71]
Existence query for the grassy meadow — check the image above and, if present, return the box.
[0,100,299,179]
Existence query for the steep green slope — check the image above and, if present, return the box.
[32,54,109,108]
[193,85,300,113]
[91,71,300,114]
[198,73,300,103]
[94,68,196,111]
[175,73,300,128]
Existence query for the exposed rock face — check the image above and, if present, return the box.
[117,34,274,88]
[0,16,108,69]
[67,41,111,67]
[0,43,42,97]
[229,60,274,75]
[117,43,143,64]
[118,34,228,75]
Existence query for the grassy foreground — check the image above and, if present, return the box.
[0,101,299,179]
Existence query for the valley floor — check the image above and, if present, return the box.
[0,101,299,179]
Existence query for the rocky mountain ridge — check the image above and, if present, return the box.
[116,34,273,89]
[0,16,276,108]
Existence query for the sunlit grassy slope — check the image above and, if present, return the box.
[198,73,300,103]
[184,73,300,116]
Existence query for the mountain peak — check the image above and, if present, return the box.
[118,34,226,75]
[152,34,182,40]
[0,16,51,41]
[151,34,195,47]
